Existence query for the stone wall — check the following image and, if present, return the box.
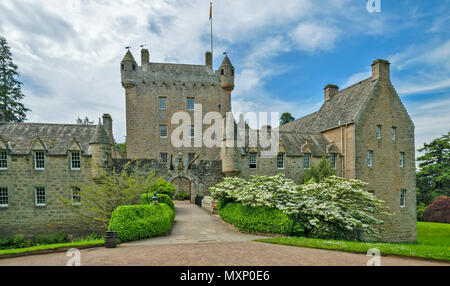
[0,154,98,238]
[354,80,417,242]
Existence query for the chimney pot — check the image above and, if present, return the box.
[324,84,339,102]
[102,114,113,143]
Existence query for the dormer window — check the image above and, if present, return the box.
[70,151,81,170]
[0,151,7,170]
[34,151,45,170]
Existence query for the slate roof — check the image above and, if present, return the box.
[0,123,99,155]
[281,77,375,133]
[279,131,331,157]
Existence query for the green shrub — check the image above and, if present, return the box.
[175,191,190,201]
[219,203,294,234]
[108,204,175,242]
[218,197,233,210]
[148,178,176,199]
[142,193,175,211]
[0,237,13,250]
[417,202,426,222]
[34,232,68,245]
[12,235,32,249]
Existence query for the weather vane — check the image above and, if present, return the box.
[125,46,131,50]
[140,44,146,48]
[223,52,227,55]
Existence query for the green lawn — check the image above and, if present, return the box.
[0,239,104,256]
[256,222,450,261]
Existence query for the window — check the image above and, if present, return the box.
[303,154,311,169]
[188,153,196,162]
[35,187,46,206]
[391,127,397,141]
[330,154,337,169]
[221,69,224,75]
[70,152,81,170]
[187,98,195,111]
[400,152,404,168]
[376,125,381,139]
[367,151,373,167]
[249,152,257,169]
[34,151,45,170]
[368,190,375,195]
[0,187,8,207]
[400,189,406,208]
[159,125,168,138]
[0,151,7,170]
[277,153,284,169]
[159,97,167,110]
[72,186,81,205]
[189,125,195,138]
[160,153,168,163]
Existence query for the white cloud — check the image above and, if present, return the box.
[290,22,340,52]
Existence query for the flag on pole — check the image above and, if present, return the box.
[209,2,212,19]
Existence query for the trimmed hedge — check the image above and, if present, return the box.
[141,193,175,211]
[108,204,175,242]
[148,178,176,199]
[219,203,294,234]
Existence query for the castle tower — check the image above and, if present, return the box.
[89,122,112,177]
[220,113,241,177]
[122,48,235,160]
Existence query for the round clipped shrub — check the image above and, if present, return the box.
[423,196,450,223]
[148,178,176,199]
[108,204,175,242]
[219,203,294,234]
[142,193,174,211]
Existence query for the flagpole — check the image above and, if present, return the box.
[210,2,213,67]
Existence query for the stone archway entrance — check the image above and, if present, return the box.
[172,177,191,201]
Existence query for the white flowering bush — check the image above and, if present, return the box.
[209,174,389,240]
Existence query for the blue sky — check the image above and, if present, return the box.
[0,0,449,158]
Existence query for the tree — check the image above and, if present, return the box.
[60,161,157,232]
[416,132,450,206]
[0,36,30,122]
[299,156,336,184]
[422,196,450,223]
[76,116,94,125]
[280,112,295,125]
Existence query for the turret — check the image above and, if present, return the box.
[89,121,112,176]
[219,55,235,91]
[121,50,137,88]
[220,113,240,177]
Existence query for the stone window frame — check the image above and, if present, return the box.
[187,97,195,111]
[159,97,167,110]
[399,152,405,168]
[391,126,397,141]
[188,125,195,139]
[35,186,46,207]
[367,150,373,167]
[70,151,81,171]
[249,152,257,169]
[400,189,406,208]
[303,154,311,169]
[159,125,168,138]
[0,150,7,170]
[0,187,8,208]
[71,186,81,206]
[34,151,45,170]
[376,125,382,139]
[277,153,285,170]
[160,153,168,163]
[330,154,337,169]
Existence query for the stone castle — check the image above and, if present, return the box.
[0,48,417,242]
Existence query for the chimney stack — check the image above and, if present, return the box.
[324,84,339,102]
[102,114,113,143]
[371,59,390,82]
[205,51,212,70]
[141,49,149,70]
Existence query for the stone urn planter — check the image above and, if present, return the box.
[104,231,119,248]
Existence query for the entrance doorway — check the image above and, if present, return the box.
[172,177,191,201]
